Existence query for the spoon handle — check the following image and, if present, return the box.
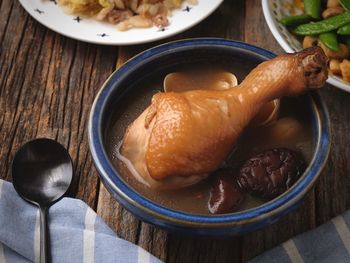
[39,206,49,263]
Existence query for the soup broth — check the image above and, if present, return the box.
[105,71,314,215]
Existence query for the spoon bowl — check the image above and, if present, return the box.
[12,138,73,263]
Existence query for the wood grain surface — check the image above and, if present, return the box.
[1,0,350,262]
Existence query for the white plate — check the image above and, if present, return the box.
[261,0,350,92]
[19,0,224,45]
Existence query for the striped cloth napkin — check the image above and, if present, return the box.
[249,213,350,262]
[0,179,162,263]
[2,175,350,263]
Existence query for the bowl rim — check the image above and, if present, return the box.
[88,38,331,228]
[261,0,350,92]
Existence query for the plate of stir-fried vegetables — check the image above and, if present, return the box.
[262,0,350,92]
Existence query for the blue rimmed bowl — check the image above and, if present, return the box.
[88,38,331,236]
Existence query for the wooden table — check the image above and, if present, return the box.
[1,1,350,262]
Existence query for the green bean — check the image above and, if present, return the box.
[304,0,321,19]
[294,12,350,35]
[338,23,350,35]
[340,0,350,11]
[279,14,311,27]
[319,32,339,51]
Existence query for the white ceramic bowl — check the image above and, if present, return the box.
[262,0,350,92]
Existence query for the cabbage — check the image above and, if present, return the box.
[172,0,182,7]
[98,0,110,8]
[66,0,92,4]
[58,0,103,15]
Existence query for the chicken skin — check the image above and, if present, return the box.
[121,47,328,189]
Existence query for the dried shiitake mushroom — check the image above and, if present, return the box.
[238,148,305,198]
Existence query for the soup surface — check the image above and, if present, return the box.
[105,70,314,215]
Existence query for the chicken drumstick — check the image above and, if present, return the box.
[121,47,328,189]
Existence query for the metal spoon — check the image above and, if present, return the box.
[12,138,73,263]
